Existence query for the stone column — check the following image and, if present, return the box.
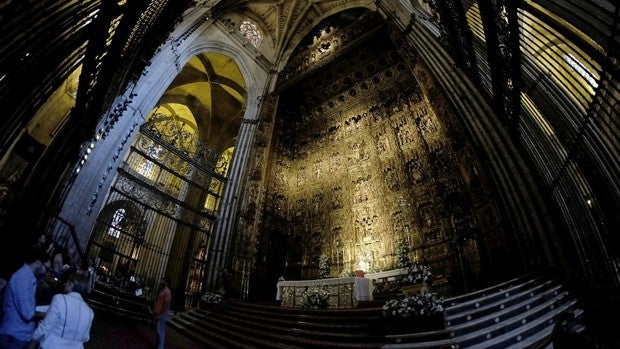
[204,98,262,291]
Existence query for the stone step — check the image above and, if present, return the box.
[198,307,372,333]
[457,297,576,348]
[382,298,573,349]
[446,282,563,326]
[385,282,564,344]
[445,275,549,316]
[168,313,296,349]
[382,280,577,348]
[502,321,554,349]
[465,299,576,349]
[403,293,566,346]
[190,309,381,341]
[443,272,541,306]
[168,274,579,349]
[447,289,569,337]
[222,305,382,326]
[171,309,384,348]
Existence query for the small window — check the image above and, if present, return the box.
[107,208,126,238]
[239,19,263,48]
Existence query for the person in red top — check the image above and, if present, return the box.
[153,276,171,349]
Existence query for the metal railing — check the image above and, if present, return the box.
[44,215,85,268]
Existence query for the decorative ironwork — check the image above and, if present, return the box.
[140,120,222,172]
[88,109,224,310]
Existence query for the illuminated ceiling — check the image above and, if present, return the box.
[160,52,247,150]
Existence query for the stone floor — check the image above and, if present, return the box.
[85,306,620,349]
[87,310,208,349]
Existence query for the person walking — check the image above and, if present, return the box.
[0,249,50,349]
[153,277,171,349]
[29,273,94,349]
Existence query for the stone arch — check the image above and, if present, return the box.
[275,3,378,72]
[88,199,145,271]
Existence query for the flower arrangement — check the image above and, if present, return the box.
[401,263,432,285]
[200,291,224,305]
[301,286,330,309]
[382,292,444,319]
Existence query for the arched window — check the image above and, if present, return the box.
[107,208,126,238]
[239,19,263,48]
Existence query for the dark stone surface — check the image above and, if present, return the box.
[87,310,208,349]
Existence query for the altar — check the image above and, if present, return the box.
[277,276,373,308]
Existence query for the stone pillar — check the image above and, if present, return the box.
[204,98,262,291]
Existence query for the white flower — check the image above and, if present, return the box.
[401,263,432,285]
[201,292,224,304]
[382,292,444,318]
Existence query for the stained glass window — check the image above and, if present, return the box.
[239,19,263,48]
[107,208,126,238]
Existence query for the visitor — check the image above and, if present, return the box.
[153,276,172,349]
[29,273,94,348]
[51,247,69,280]
[0,249,50,348]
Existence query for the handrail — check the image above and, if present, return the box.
[45,215,85,268]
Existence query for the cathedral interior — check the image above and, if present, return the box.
[0,0,618,346]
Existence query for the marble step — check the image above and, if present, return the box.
[465,299,576,349]
[225,299,383,320]
[189,309,380,341]
[385,282,564,344]
[445,275,549,316]
[446,281,562,326]
[381,288,576,348]
[499,321,554,349]
[173,307,384,348]
[444,272,541,306]
[457,298,576,348]
[382,300,572,349]
[448,289,568,337]
[168,313,297,349]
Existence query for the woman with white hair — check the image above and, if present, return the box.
[29,273,94,348]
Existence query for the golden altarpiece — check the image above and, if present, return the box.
[232,12,515,300]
